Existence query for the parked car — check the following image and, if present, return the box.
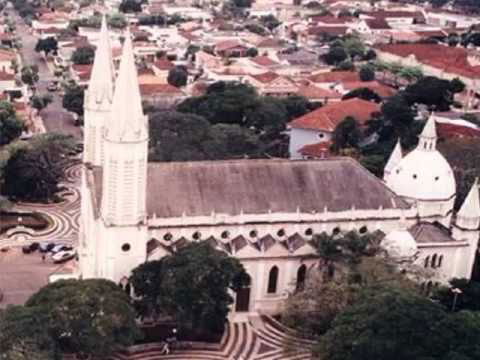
[47,81,58,92]
[50,244,73,254]
[22,242,40,254]
[39,242,55,253]
[52,250,76,264]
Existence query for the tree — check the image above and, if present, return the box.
[336,59,354,71]
[260,14,281,31]
[177,81,258,125]
[130,241,249,336]
[119,0,142,12]
[25,279,141,358]
[231,0,252,7]
[0,101,23,145]
[359,64,375,81]
[434,278,480,312]
[209,123,261,159]
[331,117,362,153]
[20,65,39,87]
[246,47,258,57]
[245,96,288,136]
[315,286,480,360]
[342,87,381,103]
[450,77,466,93]
[323,46,348,65]
[70,46,95,65]
[167,66,188,88]
[403,76,455,111]
[0,306,54,360]
[148,110,214,162]
[34,37,57,56]
[363,49,376,60]
[62,84,84,116]
[30,95,52,112]
[2,133,76,201]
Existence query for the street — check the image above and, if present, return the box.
[13,12,82,139]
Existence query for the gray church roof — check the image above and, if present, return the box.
[92,157,410,219]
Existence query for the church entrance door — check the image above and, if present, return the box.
[235,274,251,312]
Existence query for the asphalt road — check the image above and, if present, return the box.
[13,12,82,139]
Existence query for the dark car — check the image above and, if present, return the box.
[39,242,55,253]
[22,242,40,254]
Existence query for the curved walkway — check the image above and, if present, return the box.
[111,316,313,360]
[0,163,82,247]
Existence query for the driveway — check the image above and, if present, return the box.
[0,247,70,307]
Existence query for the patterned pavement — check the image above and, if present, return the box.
[0,163,82,247]
[111,316,313,360]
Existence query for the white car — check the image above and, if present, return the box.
[50,244,72,254]
[52,250,76,264]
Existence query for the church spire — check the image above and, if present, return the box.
[105,28,147,143]
[417,114,437,152]
[384,139,402,180]
[86,15,115,110]
[83,15,115,166]
[456,179,480,230]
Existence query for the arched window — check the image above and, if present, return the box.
[431,254,437,268]
[296,264,307,292]
[267,266,279,294]
[438,255,443,268]
[424,256,430,268]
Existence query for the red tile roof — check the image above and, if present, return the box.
[152,58,174,71]
[215,40,246,52]
[437,122,480,139]
[309,71,360,83]
[307,26,348,36]
[365,18,391,30]
[0,71,14,80]
[289,98,381,132]
[375,43,480,78]
[297,85,341,100]
[299,141,332,158]
[251,71,280,83]
[250,56,278,66]
[140,83,183,96]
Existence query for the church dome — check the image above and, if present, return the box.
[382,229,418,259]
[386,116,456,201]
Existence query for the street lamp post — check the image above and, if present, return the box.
[451,287,463,312]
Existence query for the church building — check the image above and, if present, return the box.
[79,20,480,318]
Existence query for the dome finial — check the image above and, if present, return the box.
[417,114,437,152]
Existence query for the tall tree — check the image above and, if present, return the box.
[167,66,188,87]
[0,101,23,145]
[2,133,76,201]
[130,241,249,336]
[62,84,84,116]
[25,279,141,358]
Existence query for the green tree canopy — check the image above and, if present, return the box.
[331,117,362,153]
[316,286,480,360]
[434,278,480,312]
[359,64,375,81]
[342,87,381,103]
[167,66,188,87]
[0,101,23,145]
[130,241,249,336]
[34,37,58,55]
[71,46,95,65]
[20,65,39,86]
[62,83,84,116]
[24,279,141,358]
[119,0,142,12]
[2,133,76,201]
